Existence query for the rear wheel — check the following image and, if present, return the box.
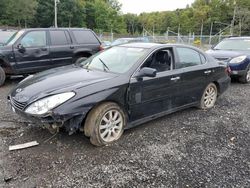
[84,102,126,146]
[0,66,6,86]
[239,68,250,83]
[199,83,218,109]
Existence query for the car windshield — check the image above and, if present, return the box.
[214,39,250,51]
[5,30,25,45]
[81,46,147,74]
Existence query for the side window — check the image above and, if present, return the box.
[72,30,99,44]
[142,49,173,73]
[176,47,202,68]
[50,31,69,46]
[21,31,46,47]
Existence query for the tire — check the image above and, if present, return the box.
[239,68,250,83]
[74,57,88,64]
[84,102,126,146]
[199,83,218,110]
[0,66,6,86]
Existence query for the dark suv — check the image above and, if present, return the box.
[0,28,102,86]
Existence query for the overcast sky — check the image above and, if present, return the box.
[118,0,195,14]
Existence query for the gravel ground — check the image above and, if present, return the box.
[0,78,250,188]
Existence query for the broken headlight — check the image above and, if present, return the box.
[25,92,75,115]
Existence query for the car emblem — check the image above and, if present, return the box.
[16,88,22,93]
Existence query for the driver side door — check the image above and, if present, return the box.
[14,30,50,73]
[128,48,183,121]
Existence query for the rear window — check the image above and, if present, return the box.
[72,30,99,44]
[50,31,69,46]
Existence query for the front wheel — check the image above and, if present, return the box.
[239,68,250,83]
[199,83,218,109]
[0,66,6,86]
[74,57,88,64]
[84,102,126,146]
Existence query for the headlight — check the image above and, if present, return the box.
[25,92,75,115]
[229,55,247,64]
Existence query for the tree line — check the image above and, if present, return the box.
[0,0,250,36]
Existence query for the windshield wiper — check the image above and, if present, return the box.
[99,58,110,72]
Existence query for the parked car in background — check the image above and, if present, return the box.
[101,40,112,49]
[111,37,149,47]
[206,37,250,83]
[0,30,16,46]
[0,28,102,86]
[9,43,230,146]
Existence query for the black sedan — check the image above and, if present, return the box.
[8,43,230,146]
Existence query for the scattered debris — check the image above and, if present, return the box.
[230,137,236,142]
[43,132,58,143]
[4,176,13,183]
[9,141,39,151]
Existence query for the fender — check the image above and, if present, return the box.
[0,57,15,74]
[73,48,94,56]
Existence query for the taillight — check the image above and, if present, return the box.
[226,66,231,75]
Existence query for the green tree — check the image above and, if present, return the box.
[5,0,38,27]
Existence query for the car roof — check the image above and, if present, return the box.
[20,28,92,32]
[119,42,202,50]
[225,36,250,40]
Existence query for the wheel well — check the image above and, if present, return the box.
[0,59,5,67]
[82,100,129,125]
[75,52,92,58]
[213,81,220,95]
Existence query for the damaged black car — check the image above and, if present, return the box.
[8,43,230,146]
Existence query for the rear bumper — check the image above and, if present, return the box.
[217,76,231,95]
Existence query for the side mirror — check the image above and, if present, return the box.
[134,67,157,78]
[17,44,25,53]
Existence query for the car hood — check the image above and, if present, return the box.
[206,49,250,60]
[11,65,118,103]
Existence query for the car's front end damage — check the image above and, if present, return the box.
[8,91,92,135]
[7,64,126,135]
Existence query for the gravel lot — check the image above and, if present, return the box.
[0,78,250,187]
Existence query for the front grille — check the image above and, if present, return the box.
[215,57,230,62]
[10,97,27,111]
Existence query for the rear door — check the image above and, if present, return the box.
[174,47,214,104]
[49,30,74,67]
[14,30,50,72]
[71,30,101,54]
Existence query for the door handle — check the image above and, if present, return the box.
[70,46,74,49]
[204,70,212,74]
[171,76,180,81]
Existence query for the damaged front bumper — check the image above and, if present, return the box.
[8,97,90,135]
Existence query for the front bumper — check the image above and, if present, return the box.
[230,70,246,77]
[8,99,88,134]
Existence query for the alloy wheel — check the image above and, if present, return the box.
[246,69,250,82]
[99,109,123,143]
[203,85,217,108]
